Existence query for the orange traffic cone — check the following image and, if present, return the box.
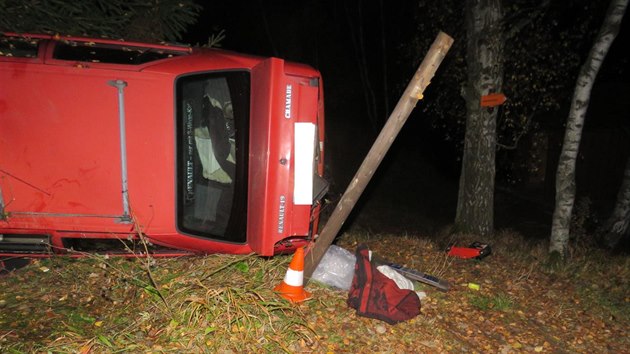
[274,247,311,303]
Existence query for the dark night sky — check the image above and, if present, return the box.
[183,0,449,175]
[183,1,630,236]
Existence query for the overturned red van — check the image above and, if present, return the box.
[0,33,327,257]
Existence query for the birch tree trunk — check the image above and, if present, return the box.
[599,156,630,248]
[455,0,503,236]
[550,0,628,257]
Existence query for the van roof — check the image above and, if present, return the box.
[1,32,193,53]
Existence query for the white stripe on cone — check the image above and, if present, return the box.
[283,268,303,287]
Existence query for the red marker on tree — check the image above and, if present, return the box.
[480,93,507,107]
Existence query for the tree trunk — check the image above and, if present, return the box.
[599,155,630,248]
[455,0,504,236]
[344,0,379,132]
[550,0,628,257]
[378,0,390,120]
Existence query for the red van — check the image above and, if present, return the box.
[0,33,327,257]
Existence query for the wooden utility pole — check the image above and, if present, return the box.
[304,31,454,281]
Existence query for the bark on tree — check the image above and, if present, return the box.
[550,0,628,257]
[599,155,630,248]
[455,0,504,236]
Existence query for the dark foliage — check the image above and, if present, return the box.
[408,0,613,185]
[0,0,201,42]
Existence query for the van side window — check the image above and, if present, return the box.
[0,36,40,58]
[53,40,186,65]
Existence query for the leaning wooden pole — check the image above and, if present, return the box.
[304,31,454,282]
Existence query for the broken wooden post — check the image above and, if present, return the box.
[304,31,454,282]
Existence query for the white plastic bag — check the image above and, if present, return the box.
[311,245,356,290]
[376,265,415,290]
[376,264,426,300]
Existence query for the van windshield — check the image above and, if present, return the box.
[176,72,250,242]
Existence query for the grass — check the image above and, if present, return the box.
[1,229,629,353]
[1,252,314,352]
[468,292,514,311]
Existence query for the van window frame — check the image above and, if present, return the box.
[0,33,49,63]
[43,36,191,70]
